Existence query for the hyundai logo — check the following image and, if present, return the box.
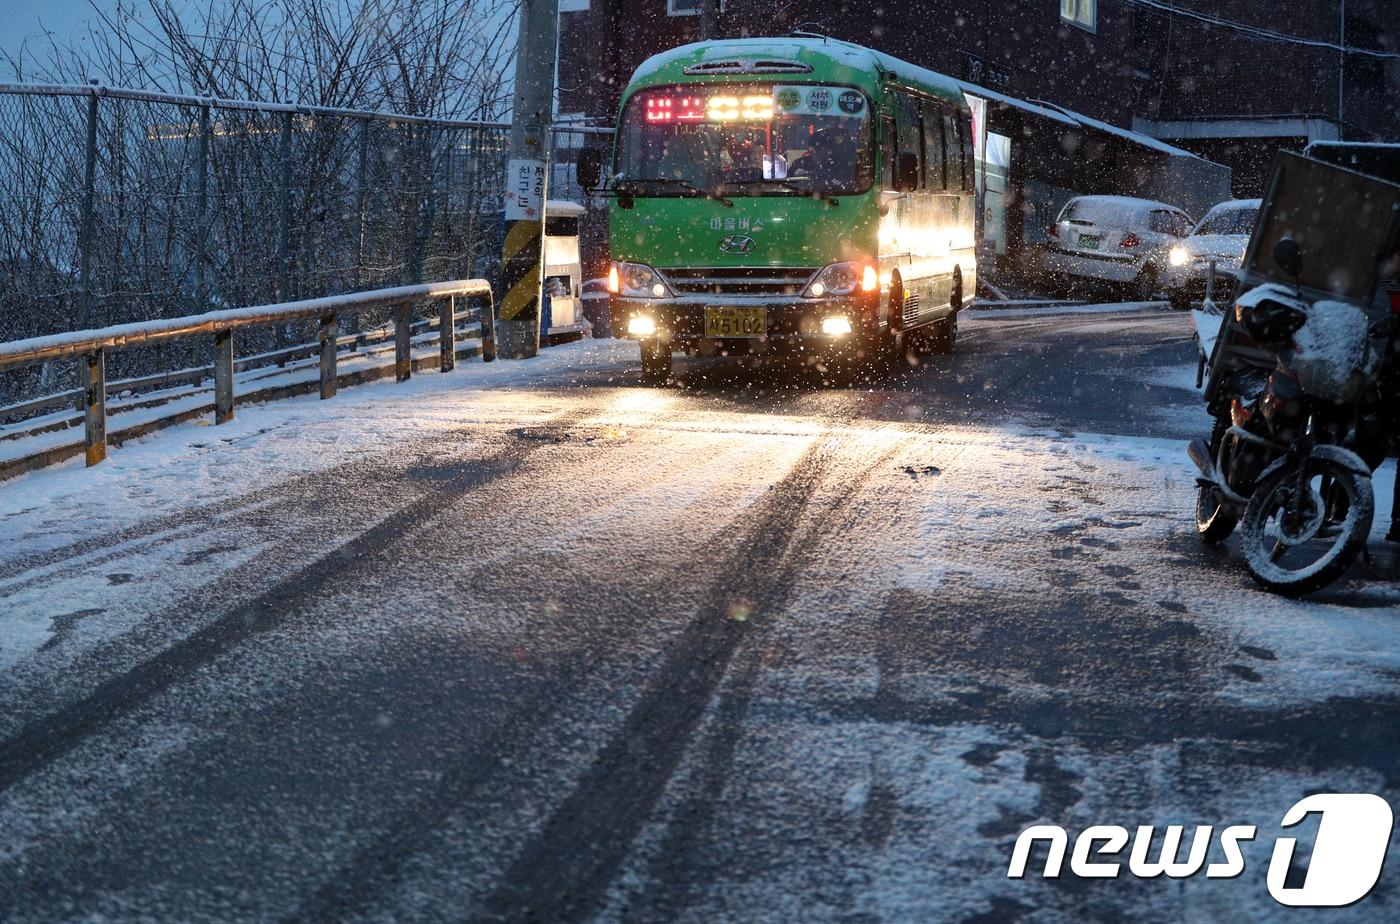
[719,234,756,255]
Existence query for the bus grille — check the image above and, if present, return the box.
[659,267,817,297]
[902,293,920,327]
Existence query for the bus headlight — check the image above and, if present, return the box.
[821,316,853,336]
[612,262,674,298]
[1169,246,1190,267]
[628,316,657,337]
[803,261,877,298]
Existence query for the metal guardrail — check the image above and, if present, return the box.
[0,280,497,468]
[1,311,471,426]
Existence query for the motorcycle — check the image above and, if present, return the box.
[1190,273,1390,595]
[1188,151,1400,595]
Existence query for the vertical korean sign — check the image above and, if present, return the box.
[505,159,546,221]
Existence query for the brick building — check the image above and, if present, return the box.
[560,0,1399,196]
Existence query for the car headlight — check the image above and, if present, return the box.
[803,262,878,298]
[1169,246,1190,267]
[611,262,674,299]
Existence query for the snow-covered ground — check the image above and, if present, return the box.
[2,307,1399,922]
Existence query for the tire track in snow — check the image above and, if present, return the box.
[0,406,818,922]
[614,432,925,922]
[0,412,604,795]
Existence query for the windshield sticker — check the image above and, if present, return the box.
[772,85,866,118]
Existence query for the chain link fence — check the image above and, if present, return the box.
[0,83,528,406]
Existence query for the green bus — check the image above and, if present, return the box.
[577,35,979,383]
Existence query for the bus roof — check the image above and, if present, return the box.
[626,36,967,107]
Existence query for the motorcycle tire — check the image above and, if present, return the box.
[1196,418,1238,544]
[1239,455,1373,597]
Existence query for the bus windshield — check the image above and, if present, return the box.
[615,85,874,197]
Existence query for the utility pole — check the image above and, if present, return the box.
[1337,0,1346,137]
[700,0,719,40]
[497,0,559,359]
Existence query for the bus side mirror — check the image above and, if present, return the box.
[577,148,604,191]
[895,152,919,193]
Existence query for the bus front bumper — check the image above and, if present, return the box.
[611,296,879,350]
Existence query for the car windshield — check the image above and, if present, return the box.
[615,84,874,197]
[1194,208,1258,236]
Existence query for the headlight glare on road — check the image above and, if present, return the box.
[628,315,657,337]
[1169,246,1189,267]
[613,262,673,299]
[821,316,853,336]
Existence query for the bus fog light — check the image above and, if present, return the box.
[629,316,657,337]
[822,316,853,336]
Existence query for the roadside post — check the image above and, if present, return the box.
[496,0,559,360]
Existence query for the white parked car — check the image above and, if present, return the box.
[1044,195,1193,300]
[1164,198,1262,310]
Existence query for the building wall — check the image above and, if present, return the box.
[561,1,1397,149]
[1132,0,1398,136]
[560,0,1139,125]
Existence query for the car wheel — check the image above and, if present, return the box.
[1133,265,1160,302]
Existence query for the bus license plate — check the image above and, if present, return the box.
[704,307,767,338]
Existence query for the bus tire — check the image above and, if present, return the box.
[926,313,957,355]
[640,340,671,384]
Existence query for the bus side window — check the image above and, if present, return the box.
[960,114,975,192]
[882,116,897,189]
[943,112,964,194]
[917,112,928,189]
[896,93,922,187]
[923,99,946,190]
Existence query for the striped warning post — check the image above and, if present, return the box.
[497,218,543,357]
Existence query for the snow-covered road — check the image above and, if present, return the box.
[1,305,1398,922]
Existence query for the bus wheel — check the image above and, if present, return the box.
[926,313,958,355]
[640,340,672,384]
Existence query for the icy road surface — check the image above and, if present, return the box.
[1,305,1398,922]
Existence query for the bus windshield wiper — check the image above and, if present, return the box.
[723,178,839,207]
[615,177,733,207]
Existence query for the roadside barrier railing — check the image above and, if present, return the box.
[0,280,497,469]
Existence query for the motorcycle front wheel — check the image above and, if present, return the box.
[1240,456,1373,597]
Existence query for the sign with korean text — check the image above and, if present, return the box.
[505,158,546,221]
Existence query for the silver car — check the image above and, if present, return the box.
[1044,195,1193,300]
[1163,199,1262,309]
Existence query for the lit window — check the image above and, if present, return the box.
[667,0,724,16]
[1061,0,1096,32]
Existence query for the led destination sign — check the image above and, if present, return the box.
[643,85,866,123]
